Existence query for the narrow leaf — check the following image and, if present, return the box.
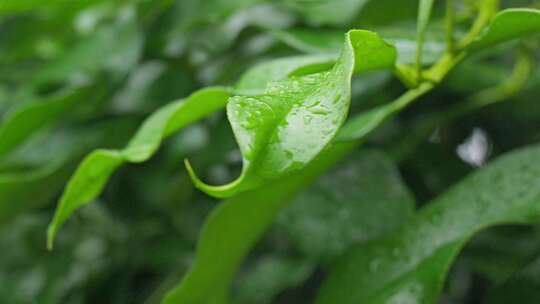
[46,87,231,249]
[317,143,540,304]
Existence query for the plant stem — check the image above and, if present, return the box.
[458,0,500,48]
[391,49,532,162]
[446,0,455,53]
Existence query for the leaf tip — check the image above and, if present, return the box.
[46,224,56,251]
[184,158,242,199]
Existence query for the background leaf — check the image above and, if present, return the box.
[317,143,540,304]
[278,149,415,262]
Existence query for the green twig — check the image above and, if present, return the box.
[446,0,455,53]
[458,0,500,48]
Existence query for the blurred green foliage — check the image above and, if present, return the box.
[1,0,540,303]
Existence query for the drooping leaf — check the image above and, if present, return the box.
[162,141,356,304]
[317,143,540,304]
[467,8,540,51]
[46,87,231,249]
[0,116,138,224]
[0,85,96,157]
[186,30,397,198]
[278,149,415,262]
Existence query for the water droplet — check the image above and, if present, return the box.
[303,115,313,125]
[285,150,293,160]
[333,93,342,104]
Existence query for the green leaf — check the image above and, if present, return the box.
[46,87,231,249]
[467,9,540,51]
[235,54,336,94]
[272,29,344,55]
[162,141,356,304]
[0,85,95,157]
[278,149,415,262]
[286,0,370,26]
[274,28,445,65]
[187,30,397,198]
[316,143,540,304]
[0,0,98,15]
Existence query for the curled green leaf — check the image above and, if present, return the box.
[186,30,397,198]
[47,87,231,249]
[317,143,540,304]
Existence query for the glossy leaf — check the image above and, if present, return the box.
[187,30,397,198]
[278,149,415,262]
[317,143,540,304]
[46,87,231,249]
[467,8,540,51]
[235,54,336,94]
